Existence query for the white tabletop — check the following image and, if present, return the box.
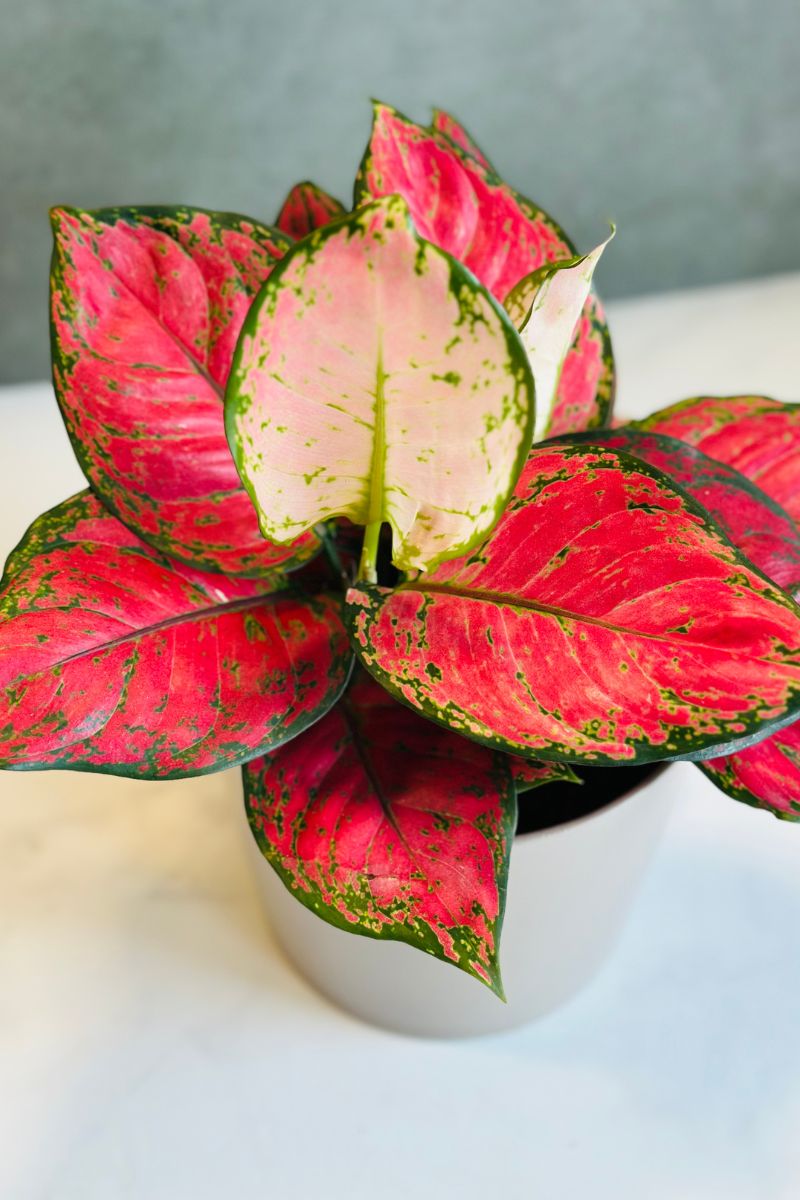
[2,273,800,1200]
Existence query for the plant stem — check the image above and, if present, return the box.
[359,520,382,584]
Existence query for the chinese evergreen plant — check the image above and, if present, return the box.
[2,102,800,997]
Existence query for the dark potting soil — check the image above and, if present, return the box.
[516,762,665,836]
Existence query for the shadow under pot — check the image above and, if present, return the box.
[243,760,674,1038]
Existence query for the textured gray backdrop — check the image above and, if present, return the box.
[2,0,799,382]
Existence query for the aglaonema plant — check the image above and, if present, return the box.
[2,102,800,999]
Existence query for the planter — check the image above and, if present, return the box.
[244,763,675,1037]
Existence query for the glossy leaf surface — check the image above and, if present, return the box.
[275,181,345,239]
[0,492,350,777]
[50,204,319,575]
[357,102,615,435]
[226,195,534,574]
[578,428,800,592]
[355,101,572,302]
[508,234,612,441]
[637,395,800,522]
[348,443,800,763]
[243,672,516,993]
[701,723,800,820]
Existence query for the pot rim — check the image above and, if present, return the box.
[515,761,669,842]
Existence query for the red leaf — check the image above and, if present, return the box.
[243,671,515,992]
[701,723,800,820]
[430,108,493,169]
[275,181,345,239]
[347,443,800,763]
[355,102,614,431]
[637,395,800,523]
[549,294,615,435]
[50,205,319,575]
[508,757,581,791]
[355,102,571,302]
[0,492,350,777]
[577,428,800,593]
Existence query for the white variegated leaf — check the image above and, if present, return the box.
[225,196,534,575]
[505,232,613,441]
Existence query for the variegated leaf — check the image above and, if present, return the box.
[243,671,516,993]
[347,443,800,764]
[0,492,351,777]
[700,724,800,820]
[50,205,319,575]
[505,232,613,441]
[356,101,615,434]
[275,181,345,239]
[575,428,800,593]
[226,195,534,576]
[431,108,494,169]
[549,293,616,435]
[636,395,800,523]
[592,425,800,817]
[355,101,572,302]
[508,757,582,792]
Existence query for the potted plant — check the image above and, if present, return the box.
[2,102,799,1037]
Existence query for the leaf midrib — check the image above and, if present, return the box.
[366,338,386,525]
[42,589,282,670]
[74,214,225,401]
[408,578,794,653]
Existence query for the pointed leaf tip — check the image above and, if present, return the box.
[243,672,516,993]
[508,230,614,441]
[49,203,316,575]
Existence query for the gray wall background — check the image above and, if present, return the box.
[2,0,799,383]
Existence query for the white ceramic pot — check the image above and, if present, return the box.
[244,764,675,1038]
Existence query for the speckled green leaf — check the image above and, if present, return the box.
[507,757,582,792]
[50,204,319,576]
[243,671,516,994]
[357,101,615,437]
[700,722,800,820]
[275,181,346,239]
[430,108,494,169]
[347,442,800,764]
[0,492,351,778]
[636,395,800,523]
[226,195,534,575]
[576,427,800,593]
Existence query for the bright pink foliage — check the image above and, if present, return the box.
[348,443,800,763]
[0,492,350,776]
[50,205,319,575]
[244,672,515,991]
[639,395,800,524]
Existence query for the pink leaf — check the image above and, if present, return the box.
[226,195,534,574]
[275,181,345,239]
[50,205,319,576]
[355,101,572,302]
[430,108,493,169]
[701,723,800,820]
[243,671,516,993]
[579,428,800,593]
[347,442,800,763]
[637,395,800,523]
[356,102,615,432]
[0,492,350,777]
